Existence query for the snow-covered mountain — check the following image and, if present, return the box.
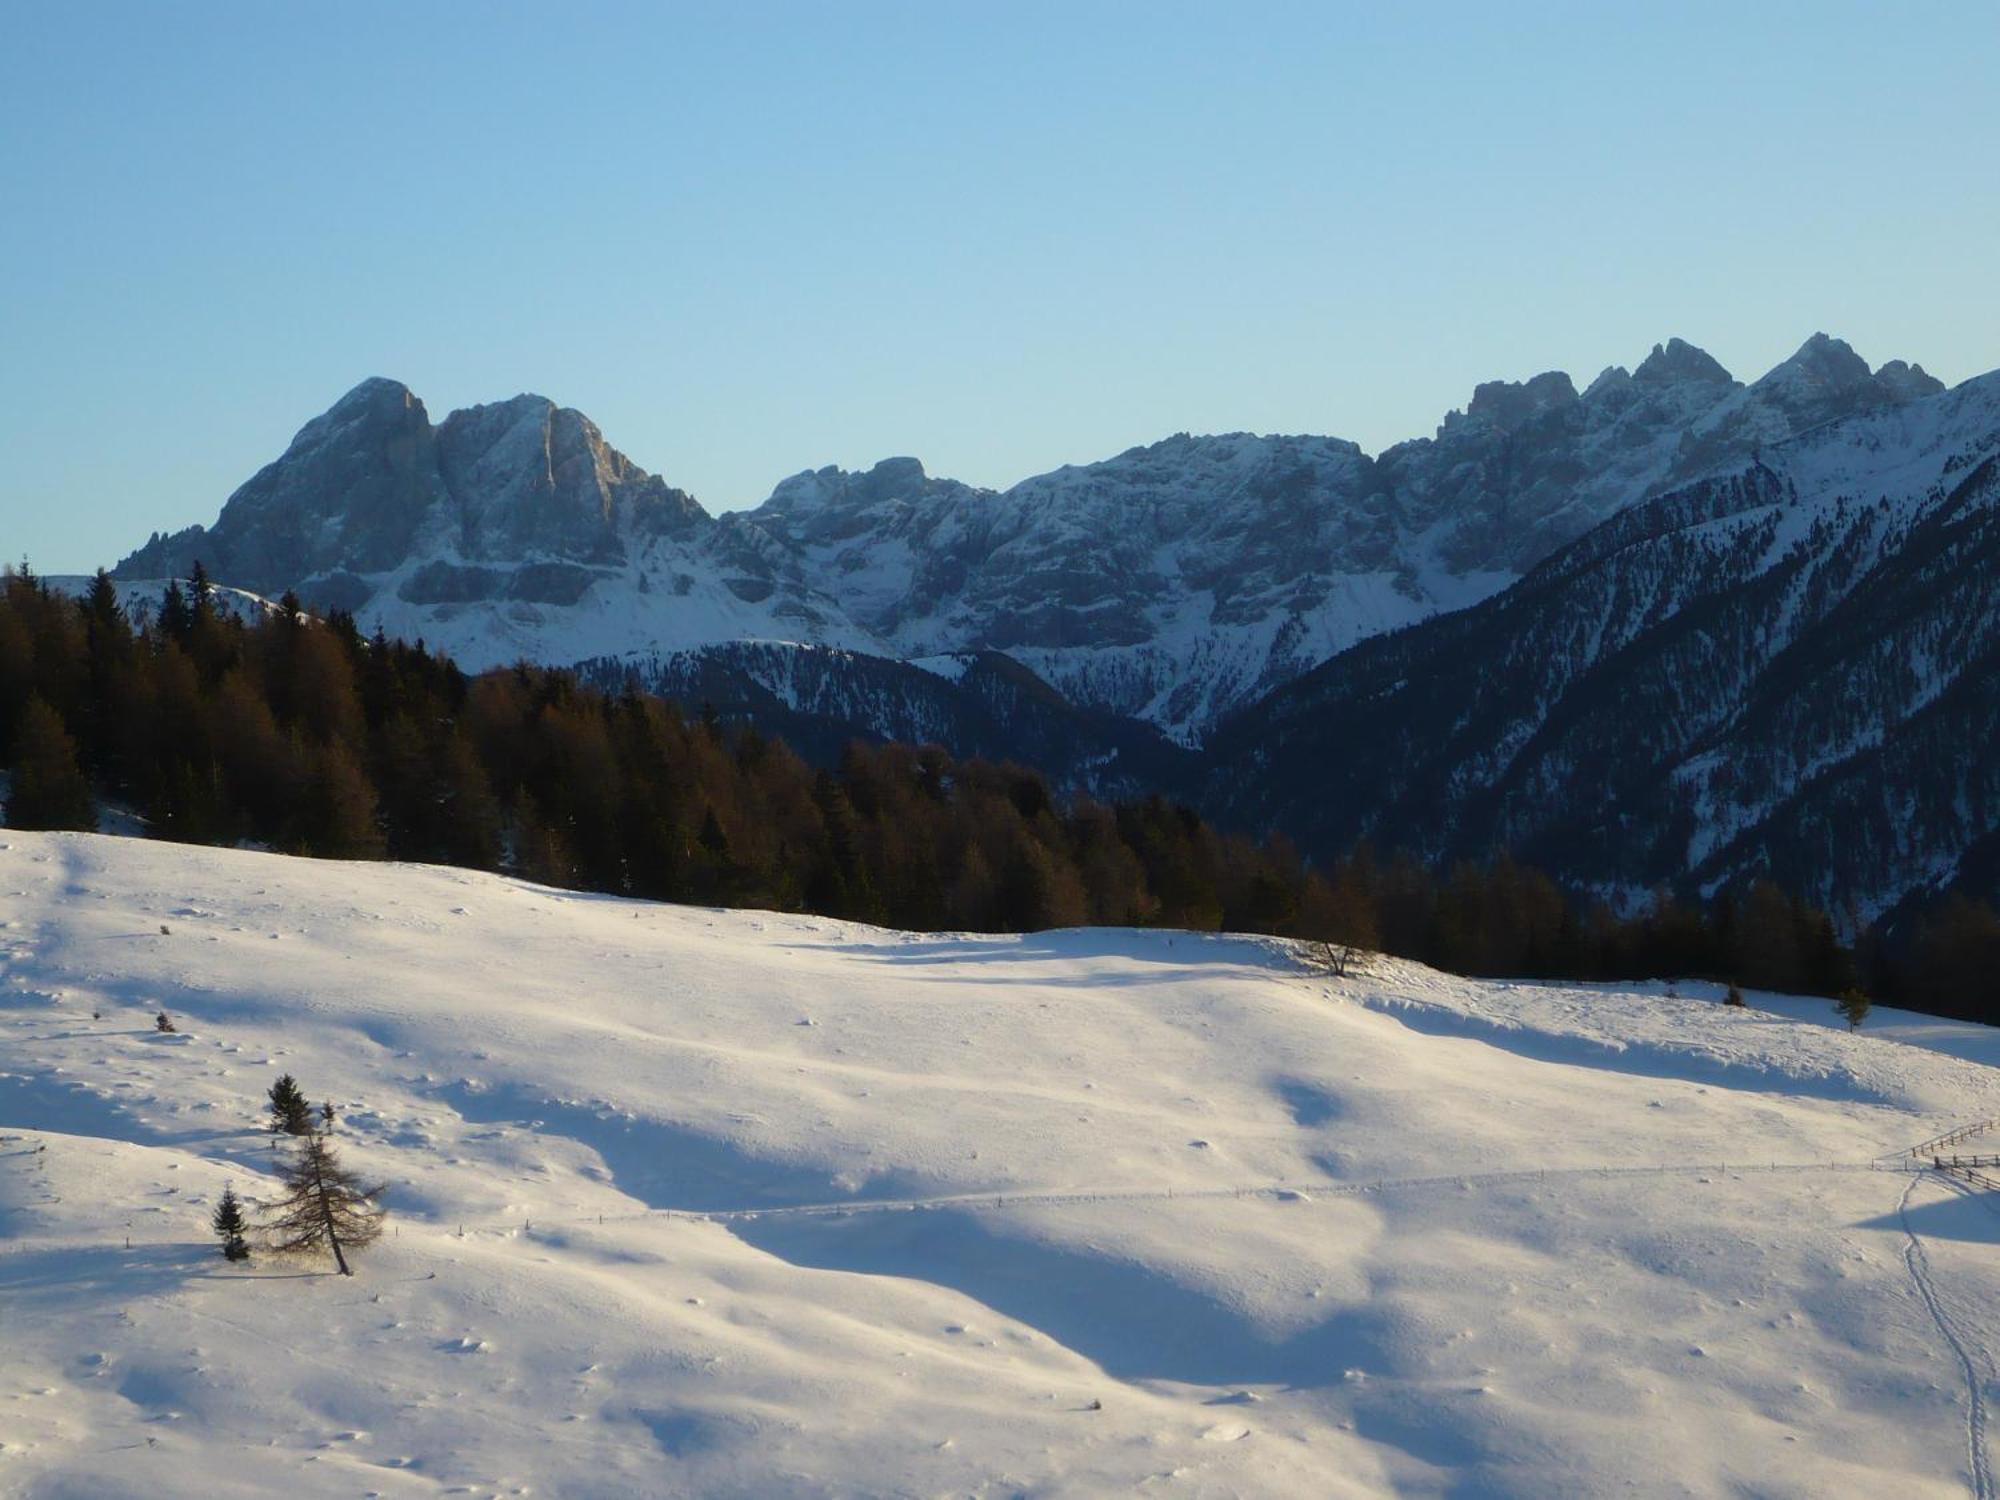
[117,378,883,670]
[1206,369,2000,924]
[9,829,2000,1496]
[114,336,1942,744]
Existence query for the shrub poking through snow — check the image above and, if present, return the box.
[261,1133,385,1277]
[211,1184,251,1262]
[1724,983,1746,1007]
[266,1074,313,1137]
[320,1100,338,1133]
[154,1010,175,1032]
[1306,939,1368,978]
[1836,988,1872,1031]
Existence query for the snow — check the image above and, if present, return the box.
[905,653,974,684]
[44,576,287,631]
[4,831,2000,1496]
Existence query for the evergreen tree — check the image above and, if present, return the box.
[266,1073,313,1136]
[1835,988,1871,1031]
[1724,983,1746,1007]
[157,578,192,644]
[82,569,125,632]
[260,1133,384,1276]
[211,1183,251,1261]
[4,697,96,831]
[296,742,383,859]
[154,1009,175,1032]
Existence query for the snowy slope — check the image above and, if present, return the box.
[4,832,2000,1497]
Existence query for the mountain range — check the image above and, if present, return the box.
[118,335,1940,743]
[111,334,1998,919]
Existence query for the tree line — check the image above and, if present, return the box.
[1,564,1993,1023]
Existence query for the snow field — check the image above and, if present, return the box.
[2,831,1999,1496]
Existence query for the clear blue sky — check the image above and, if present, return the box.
[4,1,1996,573]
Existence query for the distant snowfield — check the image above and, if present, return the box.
[2,833,1998,1498]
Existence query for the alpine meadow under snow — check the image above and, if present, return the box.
[6,831,2000,1497]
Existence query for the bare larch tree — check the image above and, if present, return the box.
[262,1132,385,1275]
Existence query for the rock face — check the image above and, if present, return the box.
[120,378,444,593]
[1204,370,2000,923]
[116,336,1948,746]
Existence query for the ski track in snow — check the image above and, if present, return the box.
[1901,1170,1995,1500]
[456,1157,1918,1234]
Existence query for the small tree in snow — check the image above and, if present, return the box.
[1307,938,1366,979]
[320,1100,338,1133]
[211,1184,251,1262]
[266,1074,313,1136]
[261,1133,384,1276]
[1835,988,1871,1031]
[1723,983,1746,1007]
[154,1010,176,1033]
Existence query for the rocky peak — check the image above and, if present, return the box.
[1633,338,1735,388]
[115,380,705,591]
[862,455,929,493]
[1582,366,1632,401]
[1875,358,1946,401]
[1465,370,1579,432]
[1763,332,1874,392]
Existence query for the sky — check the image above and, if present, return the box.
[3,1,1997,573]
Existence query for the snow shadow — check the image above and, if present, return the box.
[1363,999,1886,1106]
[728,1206,1389,1389]
[0,1067,242,1151]
[814,929,1284,975]
[1858,1185,2000,1244]
[1274,1078,1342,1127]
[435,1082,931,1213]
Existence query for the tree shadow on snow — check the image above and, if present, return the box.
[0,1241,327,1310]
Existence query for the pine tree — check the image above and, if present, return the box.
[320,1100,337,1133]
[1724,982,1746,1007]
[82,568,124,631]
[5,697,96,831]
[154,1009,175,1032]
[211,1183,250,1261]
[260,1133,384,1276]
[266,1073,313,1136]
[157,578,191,643]
[1835,988,1871,1031]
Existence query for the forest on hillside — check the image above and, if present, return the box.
[1,565,1994,1023]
